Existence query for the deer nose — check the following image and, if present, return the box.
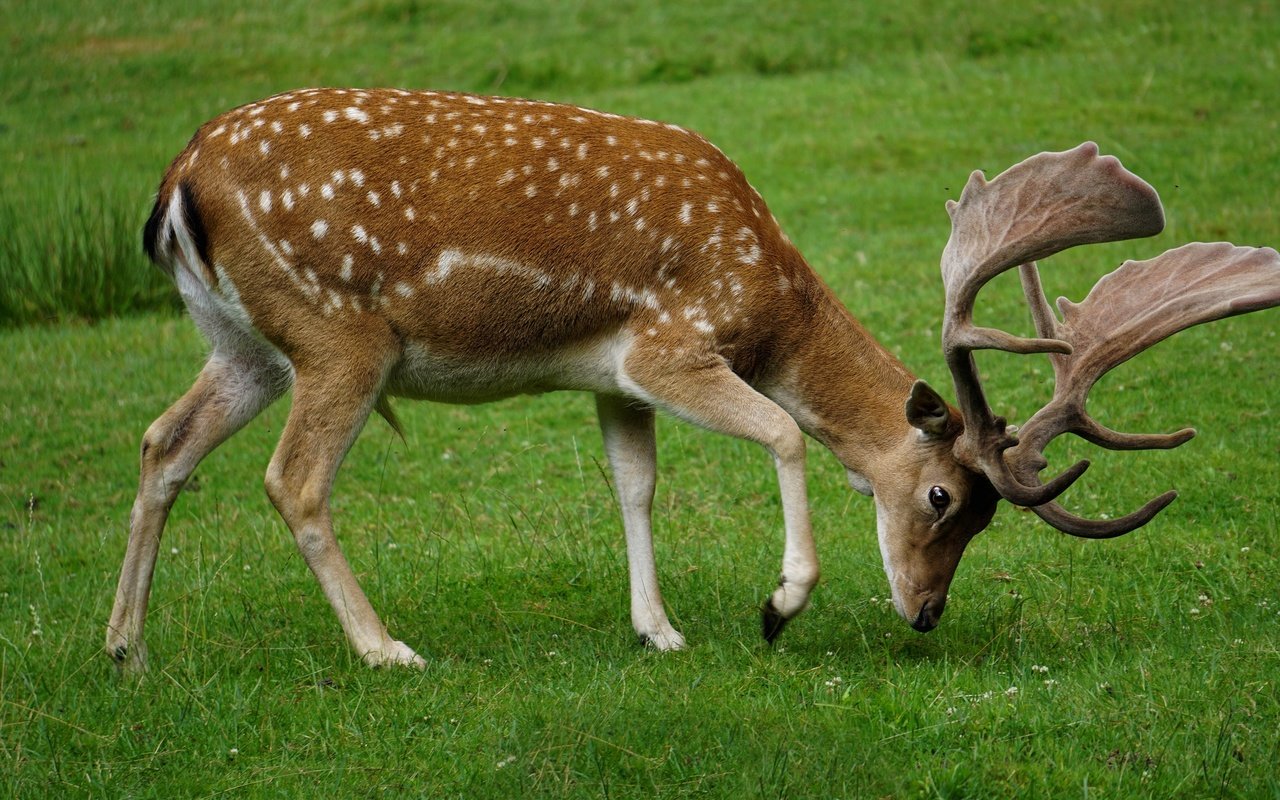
[910,599,941,633]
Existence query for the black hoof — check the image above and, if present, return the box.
[761,599,790,644]
[111,645,127,663]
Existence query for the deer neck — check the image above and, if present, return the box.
[764,283,918,487]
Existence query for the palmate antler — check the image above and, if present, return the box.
[942,142,1280,537]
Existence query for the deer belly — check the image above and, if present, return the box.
[386,332,632,403]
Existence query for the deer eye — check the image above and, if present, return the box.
[928,486,951,515]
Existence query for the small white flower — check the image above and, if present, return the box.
[1189,607,1201,615]
[1031,664,1049,674]
[228,748,239,757]
[1241,546,1251,553]
[1043,679,1058,688]
[1005,686,1019,697]
[170,547,179,555]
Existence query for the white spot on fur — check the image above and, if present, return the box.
[311,219,329,239]
[258,191,272,213]
[321,184,335,200]
[368,191,381,206]
[344,107,369,124]
[282,189,295,211]
[679,202,693,224]
[352,225,368,243]
[341,255,354,282]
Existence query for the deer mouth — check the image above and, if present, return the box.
[909,598,942,633]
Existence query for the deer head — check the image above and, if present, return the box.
[879,142,1280,631]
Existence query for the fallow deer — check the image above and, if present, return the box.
[109,87,1280,671]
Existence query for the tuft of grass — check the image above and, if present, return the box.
[0,179,177,326]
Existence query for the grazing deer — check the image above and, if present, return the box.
[109,87,1280,671]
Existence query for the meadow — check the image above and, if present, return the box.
[1,1,1278,797]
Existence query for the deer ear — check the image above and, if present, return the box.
[906,380,955,438]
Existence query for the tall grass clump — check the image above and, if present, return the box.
[0,181,177,327]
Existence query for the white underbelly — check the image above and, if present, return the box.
[387,331,634,403]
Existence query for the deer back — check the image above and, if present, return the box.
[146,88,823,389]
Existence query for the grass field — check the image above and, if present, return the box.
[2,1,1279,797]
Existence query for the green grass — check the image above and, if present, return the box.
[2,1,1279,797]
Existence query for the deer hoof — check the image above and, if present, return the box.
[638,627,686,652]
[761,599,790,644]
[362,640,427,670]
[107,638,149,674]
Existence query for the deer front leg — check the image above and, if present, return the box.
[107,351,288,674]
[595,394,685,651]
[622,348,819,645]
[264,355,424,669]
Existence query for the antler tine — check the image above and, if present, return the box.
[941,142,1165,507]
[1026,492,1180,539]
[1001,241,1280,534]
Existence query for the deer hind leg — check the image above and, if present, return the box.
[595,394,685,651]
[107,351,289,673]
[621,348,819,646]
[263,350,424,669]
